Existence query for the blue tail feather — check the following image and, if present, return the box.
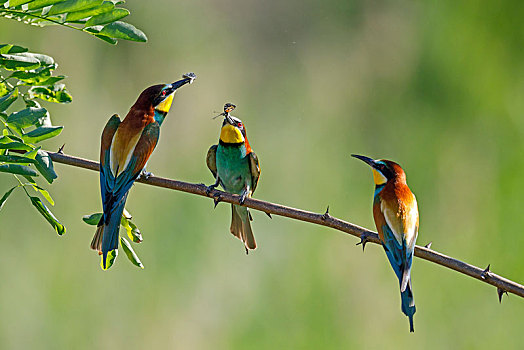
[401,281,416,332]
[101,194,127,269]
[381,225,416,332]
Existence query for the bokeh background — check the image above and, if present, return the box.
[2,0,524,348]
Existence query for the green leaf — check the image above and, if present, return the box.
[0,154,36,165]
[0,54,39,71]
[127,220,142,243]
[120,236,143,269]
[0,83,8,96]
[120,215,142,243]
[8,0,35,7]
[0,186,18,211]
[29,195,65,235]
[83,212,102,225]
[94,34,117,45]
[84,7,128,26]
[29,85,72,103]
[65,0,113,21]
[98,21,147,42]
[101,249,117,270]
[26,0,65,10]
[23,146,40,159]
[0,45,28,54]
[22,126,63,143]
[9,67,65,86]
[48,0,103,16]
[0,53,54,71]
[32,184,54,205]
[7,107,47,129]
[34,150,57,183]
[0,141,33,151]
[84,25,102,33]
[0,164,38,176]
[0,88,18,112]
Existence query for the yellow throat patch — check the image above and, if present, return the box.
[372,168,387,185]
[156,93,174,113]
[220,124,244,143]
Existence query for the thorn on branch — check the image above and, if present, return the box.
[497,287,508,303]
[424,242,432,249]
[57,144,65,154]
[321,206,330,220]
[214,195,221,208]
[481,264,491,280]
[265,212,272,219]
[356,232,371,252]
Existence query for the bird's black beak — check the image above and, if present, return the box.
[224,114,235,125]
[170,72,197,91]
[351,154,378,168]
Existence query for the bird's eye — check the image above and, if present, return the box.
[161,90,167,97]
[237,123,243,127]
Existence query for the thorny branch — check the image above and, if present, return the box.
[48,151,524,301]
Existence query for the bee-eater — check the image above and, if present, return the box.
[206,103,260,252]
[352,154,419,332]
[92,72,196,269]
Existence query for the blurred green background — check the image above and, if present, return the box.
[2,0,524,348]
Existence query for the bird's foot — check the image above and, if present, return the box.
[239,191,248,205]
[356,232,372,251]
[481,264,491,280]
[205,184,217,196]
[138,169,153,180]
[245,247,249,255]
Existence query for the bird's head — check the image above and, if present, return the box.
[218,104,251,151]
[351,154,406,185]
[133,72,196,122]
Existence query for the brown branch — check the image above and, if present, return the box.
[48,151,524,300]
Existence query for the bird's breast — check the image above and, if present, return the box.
[216,144,250,193]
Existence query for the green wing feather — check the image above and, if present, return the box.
[206,144,218,178]
[248,151,260,193]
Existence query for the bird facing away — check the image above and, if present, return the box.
[206,103,260,252]
[352,154,419,332]
[92,72,196,269]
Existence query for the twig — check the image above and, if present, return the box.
[48,151,524,300]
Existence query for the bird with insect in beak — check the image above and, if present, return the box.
[206,103,260,253]
[92,72,196,269]
[352,154,419,332]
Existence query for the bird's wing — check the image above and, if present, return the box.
[100,114,121,215]
[379,198,418,291]
[206,144,218,178]
[112,121,160,201]
[248,151,260,193]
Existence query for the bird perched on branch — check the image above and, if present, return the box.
[206,103,260,253]
[352,154,419,332]
[92,72,196,269]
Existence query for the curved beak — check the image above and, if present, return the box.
[169,72,197,92]
[351,154,378,168]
